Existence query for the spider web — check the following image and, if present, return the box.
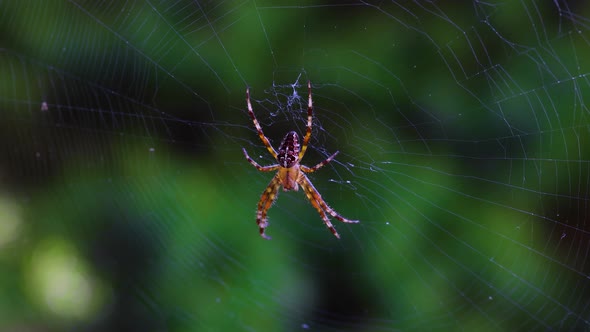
[1,1,589,331]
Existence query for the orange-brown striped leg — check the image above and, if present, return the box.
[242,148,280,172]
[246,87,278,159]
[298,81,314,160]
[256,175,281,239]
[298,173,359,224]
[301,151,339,173]
[321,201,359,224]
[297,173,341,239]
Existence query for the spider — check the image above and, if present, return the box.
[242,81,359,239]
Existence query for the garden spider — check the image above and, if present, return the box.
[242,81,359,239]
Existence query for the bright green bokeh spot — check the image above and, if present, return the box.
[0,196,22,249]
[25,237,107,322]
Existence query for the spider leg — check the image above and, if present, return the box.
[301,151,339,173]
[320,200,359,224]
[299,172,359,225]
[256,174,281,240]
[298,81,313,160]
[297,172,343,238]
[243,148,280,172]
[246,87,278,160]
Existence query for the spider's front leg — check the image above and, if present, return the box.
[256,175,281,240]
[297,172,359,239]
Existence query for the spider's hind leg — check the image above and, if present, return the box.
[256,175,281,240]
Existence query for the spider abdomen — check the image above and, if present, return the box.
[277,131,300,168]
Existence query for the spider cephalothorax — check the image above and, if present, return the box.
[242,81,359,239]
